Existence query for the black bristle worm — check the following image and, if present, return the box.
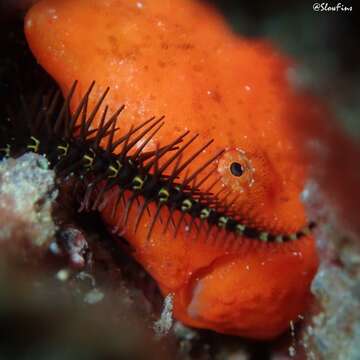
[0,81,316,248]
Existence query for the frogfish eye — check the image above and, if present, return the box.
[217,148,255,193]
[230,162,244,177]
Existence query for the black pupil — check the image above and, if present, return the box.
[230,162,244,177]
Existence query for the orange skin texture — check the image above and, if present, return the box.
[25,0,319,339]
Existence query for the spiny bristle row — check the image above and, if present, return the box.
[0,81,315,246]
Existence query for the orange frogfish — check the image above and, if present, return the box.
[25,0,320,339]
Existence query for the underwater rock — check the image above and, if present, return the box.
[0,154,171,360]
[154,293,174,338]
[0,153,57,260]
[302,181,360,360]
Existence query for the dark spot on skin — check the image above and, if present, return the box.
[107,35,141,61]
[210,90,222,103]
[158,60,166,68]
[108,35,118,49]
[108,35,124,59]
[280,195,291,203]
[177,43,194,50]
[106,21,114,29]
[193,64,202,72]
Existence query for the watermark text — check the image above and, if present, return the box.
[313,3,352,12]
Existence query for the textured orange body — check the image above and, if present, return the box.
[25,0,319,339]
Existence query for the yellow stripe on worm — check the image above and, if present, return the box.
[0,144,11,157]
[200,207,211,219]
[27,136,40,153]
[218,216,228,228]
[235,223,246,235]
[132,176,144,190]
[108,160,123,178]
[57,143,69,158]
[181,199,192,212]
[158,188,170,203]
[83,148,96,168]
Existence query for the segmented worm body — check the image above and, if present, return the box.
[1,82,315,250]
